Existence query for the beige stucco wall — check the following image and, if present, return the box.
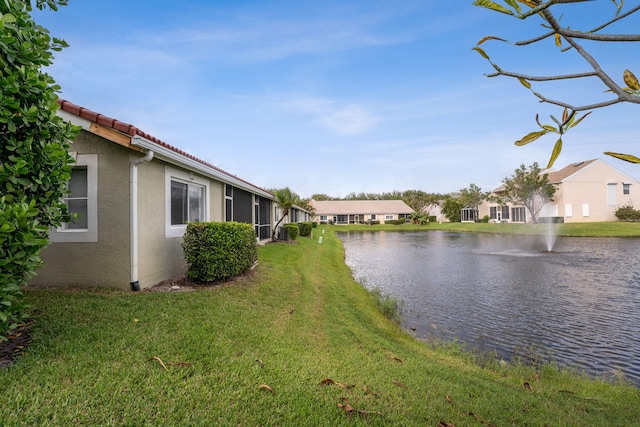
[31,131,132,288]
[136,161,225,288]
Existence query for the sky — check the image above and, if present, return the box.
[33,1,640,198]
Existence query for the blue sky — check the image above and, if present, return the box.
[34,1,639,198]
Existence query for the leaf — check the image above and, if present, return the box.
[445,395,454,404]
[476,35,508,45]
[555,33,562,47]
[568,111,591,129]
[547,138,563,168]
[524,381,534,391]
[255,358,264,367]
[473,0,515,15]
[472,46,490,60]
[259,384,274,393]
[604,152,640,164]
[517,0,537,7]
[392,380,408,389]
[518,78,531,89]
[148,356,168,370]
[561,107,568,123]
[320,378,347,388]
[623,69,640,90]
[514,130,548,146]
[437,422,456,427]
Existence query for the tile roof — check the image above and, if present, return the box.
[546,159,597,183]
[492,159,598,192]
[310,199,414,215]
[57,99,272,196]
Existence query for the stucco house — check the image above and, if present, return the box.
[311,200,414,224]
[31,100,308,291]
[479,159,640,223]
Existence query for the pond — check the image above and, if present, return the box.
[338,230,640,386]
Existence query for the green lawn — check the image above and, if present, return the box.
[334,220,640,237]
[1,225,638,426]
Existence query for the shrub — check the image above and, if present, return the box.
[284,223,299,240]
[615,204,640,221]
[183,222,257,282]
[298,222,312,237]
[480,215,490,223]
[385,219,406,225]
[428,216,437,223]
[539,216,565,224]
[0,1,78,341]
[311,222,318,228]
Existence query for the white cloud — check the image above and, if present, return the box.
[285,97,377,135]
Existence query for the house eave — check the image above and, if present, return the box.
[130,135,274,200]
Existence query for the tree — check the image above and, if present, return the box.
[459,184,489,211]
[271,187,301,241]
[473,1,640,167]
[441,196,464,222]
[401,189,440,213]
[0,0,77,340]
[496,163,556,223]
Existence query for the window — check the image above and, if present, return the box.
[50,154,98,243]
[385,215,394,220]
[370,214,376,220]
[225,185,252,223]
[582,203,590,217]
[320,215,328,221]
[607,183,617,206]
[511,207,526,222]
[624,183,631,195]
[565,204,573,217]
[166,167,209,238]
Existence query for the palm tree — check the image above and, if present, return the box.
[271,187,300,241]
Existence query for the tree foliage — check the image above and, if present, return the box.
[459,183,489,210]
[473,0,640,167]
[0,0,76,340]
[495,163,556,223]
[271,187,301,241]
[441,196,464,222]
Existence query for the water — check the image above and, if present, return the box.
[339,231,640,385]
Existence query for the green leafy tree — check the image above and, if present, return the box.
[0,0,77,340]
[271,187,301,241]
[473,0,640,167]
[459,183,489,211]
[442,196,464,222]
[401,189,440,212]
[496,163,556,224]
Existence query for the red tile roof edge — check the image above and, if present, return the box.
[57,99,273,196]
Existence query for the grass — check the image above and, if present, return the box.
[1,225,639,426]
[333,220,640,237]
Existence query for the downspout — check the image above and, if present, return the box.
[130,149,154,291]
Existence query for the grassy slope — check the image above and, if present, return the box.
[1,226,638,426]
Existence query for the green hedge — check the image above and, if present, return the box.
[284,223,299,240]
[183,222,257,282]
[384,219,406,225]
[615,204,640,222]
[298,222,312,237]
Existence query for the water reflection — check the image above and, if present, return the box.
[339,231,640,385]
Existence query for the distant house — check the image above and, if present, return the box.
[479,159,640,223]
[31,100,309,291]
[311,200,414,224]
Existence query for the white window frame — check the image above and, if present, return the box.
[165,167,209,238]
[623,183,631,195]
[385,214,394,220]
[50,154,98,243]
[565,204,573,218]
[607,183,617,206]
[582,203,590,217]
